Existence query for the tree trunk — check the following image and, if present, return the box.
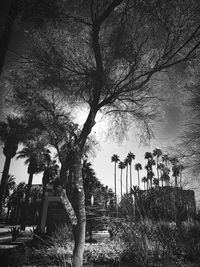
[71,150,86,267]
[129,163,132,192]
[126,166,128,194]
[21,172,33,230]
[156,158,159,186]
[0,156,11,216]
[120,170,123,200]
[114,163,117,209]
[137,171,140,188]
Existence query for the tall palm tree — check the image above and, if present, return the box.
[17,139,50,229]
[153,148,162,182]
[148,170,155,188]
[118,161,125,200]
[141,176,147,190]
[4,175,16,222]
[9,182,26,224]
[172,165,179,187]
[178,164,184,187]
[0,115,28,215]
[153,178,159,187]
[124,157,129,194]
[162,154,170,167]
[161,167,170,186]
[111,154,119,208]
[158,163,165,187]
[144,152,153,160]
[127,152,135,192]
[135,163,142,188]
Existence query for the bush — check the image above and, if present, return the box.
[84,238,124,264]
[27,224,73,266]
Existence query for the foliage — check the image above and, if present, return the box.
[28,224,73,266]
[84,239,124,264]
[9,226,21,241]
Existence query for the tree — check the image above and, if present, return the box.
[124,157,129,194]
[17,138,51,229]
[178,164,184,187]
[8,182,26,223]
[158,163,165,187]
[4,174,16,222]
[153,148,162,182]
[111,154,119,208]
[162,154,170,167]
[144,152,155,189]
[0,115,29,216]
[161,167,170,186]
[141,176,147,190]
[127,152,135,192]
[10,1,200,265]
[118,161,125,200]
[135,163,142,188]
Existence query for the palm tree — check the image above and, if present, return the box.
[111,154,119,208]
[9,182,26,224]
[17,139,50,229]
[141,176,147,190]
[178,164,184,187]
[162,154,170,167]
[0,115,28,215]
[170,157,180,187]
[172,165,179,187]
[148,170,155,188]
[118,161,125,200]
[161,168,170,186]
[153,148,162,182]
[144,152,153,160]
[5,175,16,222]
[127,152,135,192]
[5,175,16,200]
[135,163,142,188]
[158,163,165,187]
[124,157,129,194]
[153,178,159,187]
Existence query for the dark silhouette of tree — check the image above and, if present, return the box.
[8,182,26,223]
[118,161,125,200]
[141,176,147,190]
[0,115,29,216]
[153,148,162,182]
[10,1,200,265]
[111,154,119,208]
[158,163,165,187]
[124,157,129,194]
[127,152,135,192]
[17,138,51,229]
[135,163,142,188]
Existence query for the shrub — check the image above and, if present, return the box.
[27,224,73,266]
[84,238,124,264]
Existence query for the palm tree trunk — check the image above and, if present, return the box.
[156,157,160,186]
[71,150,86,267]
[21,172,33,230]
[129,163,132,192]
[120,169,123,200]
[0,156,11,216]
[137,171,140,188]
[126,166,128,194]
[114,163,117,209]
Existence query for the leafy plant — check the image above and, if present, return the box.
[9,226,21,241]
